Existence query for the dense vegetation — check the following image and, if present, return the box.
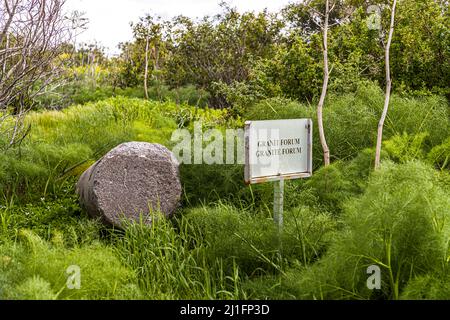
[64,0,449,109]
[0,0,449,300]
[1,84,449,299]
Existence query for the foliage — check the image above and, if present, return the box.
[0,85,448,300]
[0,231,140,300]
[284,161,450,300]
[6,0,449,113]
[0,6,448,299]
[401,269,450,300]
[267,0,450,101]
[244,83,449,167]
[115,212,246,299]
[182,204,336,276]
[0,184,105,247]
[0,97,223,201]
[427,137,450,171]
[383,133,428,163]
[165,6,283,107]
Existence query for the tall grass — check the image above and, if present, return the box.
[35,81,210,109]
[181,204,336,274]
[0,97,231,202]
[282,161,450,300]
[115,211,246,300]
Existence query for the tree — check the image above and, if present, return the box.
[317,0,333,166]
[164,3,283,108]
[131,14,166,100]
[299,0,342,166]
[280,0,356,166]
[282,0,356,41]
[0,0,77,149]
[375,0,397,169]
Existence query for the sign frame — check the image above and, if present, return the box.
[244,119,313,185]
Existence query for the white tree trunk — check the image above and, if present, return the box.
[375,0,397,169]
[144,34,150,100]
[317,0,331,166]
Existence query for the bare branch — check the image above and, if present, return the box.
[0,0,75,149]
[375,0,397,169]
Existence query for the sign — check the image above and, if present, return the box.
[244,119,312,185]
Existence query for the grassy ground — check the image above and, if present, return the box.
[0,83,449,300]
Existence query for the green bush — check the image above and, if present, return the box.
[1,187,105,247]
[245,97,311,122]
[0,231,140,300]
[301,164,357,215]
[401,270,450,300]
[35,79,210,109]
[384,95,450,149]
[285,148,383,215]
[284,161,450,300]
[1,87,448,301]
[427,137,450,170]
[183,204,336,276]
[11,276,57,300]
[384,133,428,163]
[179,164,270,208]
[181,144,386,214]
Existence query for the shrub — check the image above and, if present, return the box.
[244,97,312,122]
[401,270,450,300]
[0,231,140,300]
[181,144,383,214]
[301,164,356,215]
[384,95,450,149]
[182,204,336,276]
[383,132,428,163]
[10,276,56,300]
[0,181,106,246]
[179,164,268,208]
[243,83,449,167]
[427,137,450,170]
[284,161,450,300]
[287,148,383,215]
[36,79,210,109]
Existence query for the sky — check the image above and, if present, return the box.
[65,0,294,55]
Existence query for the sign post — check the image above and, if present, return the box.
[245,119,313,233]
[273,178,284,232]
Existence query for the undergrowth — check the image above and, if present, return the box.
[0,88,448,300]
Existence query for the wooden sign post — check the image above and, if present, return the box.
[245,119,313,233]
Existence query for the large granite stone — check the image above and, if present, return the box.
[77,142,182,228]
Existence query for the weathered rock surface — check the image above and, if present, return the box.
[76,142,182,228]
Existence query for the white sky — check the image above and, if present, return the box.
[66,0,294,55]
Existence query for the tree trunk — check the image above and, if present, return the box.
[154,45,161,101]
[375,0,397,170]
[144,34,150,100]
[90,52,96,83]
[317,0,331,166]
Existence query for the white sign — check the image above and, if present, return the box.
[244,119,312,184]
